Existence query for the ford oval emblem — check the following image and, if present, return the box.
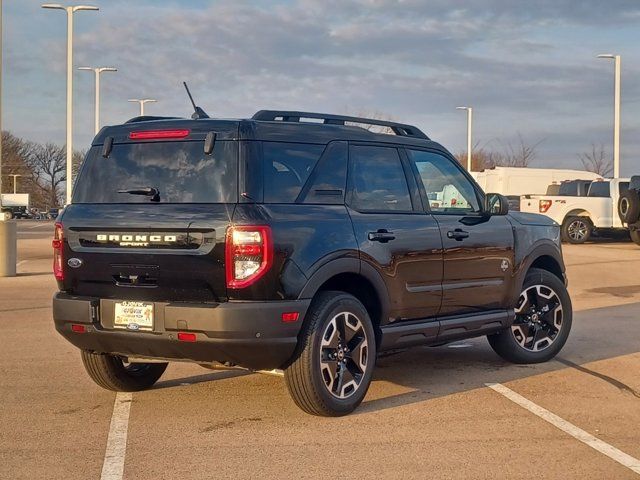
[67,258,83,268]
[127,323,140,331]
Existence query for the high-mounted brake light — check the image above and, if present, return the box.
[52,222,64,281]
[539,200,552,213]
[129,129,190,140]
[225,226,273,289]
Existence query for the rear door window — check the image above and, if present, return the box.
[74,141,238,203]
[588,182,610,198]
[263,142,325,203]
[348,145,412,212]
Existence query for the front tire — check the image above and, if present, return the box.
[488,268,572,364]
[284,291,376,416]
[81,351,168,392]
[561,216,592,244]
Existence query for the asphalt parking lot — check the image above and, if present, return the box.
[1,221,639,479]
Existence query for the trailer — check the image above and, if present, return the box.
[1,194,30,219]
[471,167,601,210]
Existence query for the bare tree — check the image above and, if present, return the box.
[579,143,612,177]
[501,134,541,167]
[342,108,395,134]
[455,135,541,171]
[26,143,66,206]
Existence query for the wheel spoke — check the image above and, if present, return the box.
[347,336,368,373]
[320,359,338,393]
[339,364,357,397]
[321,317,340,349]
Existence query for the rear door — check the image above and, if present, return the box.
[347,144,443,321]
[405,148,515,316]
[61,135,238,303]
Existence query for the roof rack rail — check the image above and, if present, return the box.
[252,110,428,139]
[125,115,182,124]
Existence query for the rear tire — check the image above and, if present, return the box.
[284,291,376,416]
[488,268,572,364]
[630,229,640,246]
[618,190,640,224]
[561,216,592,244]
[81,350,167,392]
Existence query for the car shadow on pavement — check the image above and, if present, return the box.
[355,302,640,415]
[153,369,250,390]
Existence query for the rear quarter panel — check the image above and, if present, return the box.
[230,204,358,301]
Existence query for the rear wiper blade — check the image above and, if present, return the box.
[118,187,160,202]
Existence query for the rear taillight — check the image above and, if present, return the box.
[52,222,64,281]
[225,226,273,289]
[539,200,552,213]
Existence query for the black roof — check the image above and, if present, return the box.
[93,110,442,150]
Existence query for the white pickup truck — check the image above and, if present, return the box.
[520,178,630,244]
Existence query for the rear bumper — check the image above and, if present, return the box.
[53,293,310,370]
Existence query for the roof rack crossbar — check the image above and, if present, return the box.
[252,110,428,139]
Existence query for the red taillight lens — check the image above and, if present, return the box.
[177,332,197,342]
[281,312,299,323]
[52,222,64,281]
[225,226,273,289]
[71,324,86,333]
[539,200,552,213]
[129,129,190,140]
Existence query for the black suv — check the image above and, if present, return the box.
[53,110,572,416]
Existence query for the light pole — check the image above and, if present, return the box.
[597,54,621,178]
[456,106,473,171]
[78,66,117,135]
[128,98,157,116]
[41,3,99,205]
[8,174,20,194]
[0,0,3,205]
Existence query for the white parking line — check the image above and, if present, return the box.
[28,223,52,229]
[486,383,640,475]
[16,260,27,267]
[101,392,133,480]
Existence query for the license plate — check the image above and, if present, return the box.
[114,301,154,331]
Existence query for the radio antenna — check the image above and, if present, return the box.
[183,82,210,119]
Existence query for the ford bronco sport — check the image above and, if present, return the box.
[53,110,572,416]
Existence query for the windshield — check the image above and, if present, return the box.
[73,140,238,204]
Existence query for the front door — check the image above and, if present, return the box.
[405,148,515,316]
[347,144,443,321]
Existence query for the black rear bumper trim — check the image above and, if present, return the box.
[53,293,310,370]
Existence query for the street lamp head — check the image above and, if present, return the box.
[597,54,615,59]
[41,3,65,9]
[99,67,117,72]
[73,5,99,11]
[456,106,470,111]
[78,66,93,71]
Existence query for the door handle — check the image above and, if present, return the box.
[368,229,396,243]
[447,229,469,241]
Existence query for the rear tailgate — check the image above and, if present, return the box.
[60,203,232,302]
[59,132,238,303]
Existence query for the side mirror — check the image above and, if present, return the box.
[484,193,509,216]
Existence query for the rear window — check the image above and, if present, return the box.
[73,141,238,203]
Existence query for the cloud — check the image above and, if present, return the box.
[4,0,640,174]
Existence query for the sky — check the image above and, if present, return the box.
[3,0,640,174]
